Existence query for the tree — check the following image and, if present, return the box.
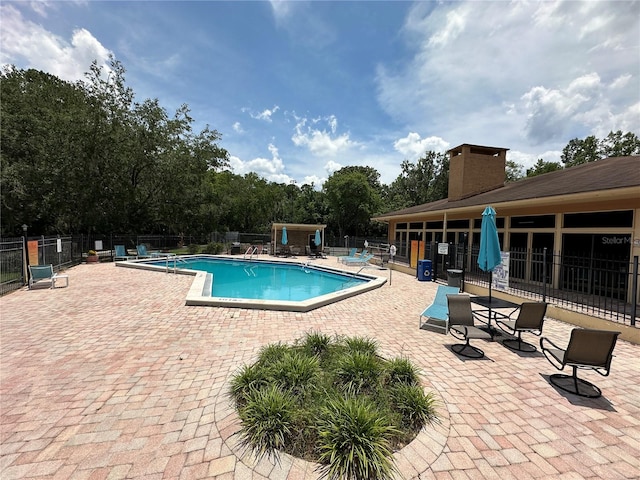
[323,168,381,239]
[600,131,640,158]
[384,151,449,210]
[505,161,524,182]
[0,61,228,236]
[561,135,600,167]
[525,159,562,177]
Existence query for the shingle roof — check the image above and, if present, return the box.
[375,156,640,218]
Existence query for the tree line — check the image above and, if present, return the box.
[2,59,638,240]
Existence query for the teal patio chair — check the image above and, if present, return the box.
[419,285,460,333]
[28,264,69,289]
[114,245,136,261]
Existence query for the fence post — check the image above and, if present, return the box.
[631,256,638,326]
[542,247,547,302]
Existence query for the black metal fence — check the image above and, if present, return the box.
[4,234,639,326]
[408,241,639,326]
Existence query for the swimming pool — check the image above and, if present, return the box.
[116,255,386,312]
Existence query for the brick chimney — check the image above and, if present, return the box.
[447,144,509,201]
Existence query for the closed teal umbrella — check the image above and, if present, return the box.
[281,227,288,246]
[478,206,502,326]
[478,206,501,273]
[314,229,321,248]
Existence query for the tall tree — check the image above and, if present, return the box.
[323,168,381,238]
[526,159,562,177]
[600,130,640,157]
[561,135,600,167]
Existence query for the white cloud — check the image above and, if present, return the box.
[376,0,639,156]
[324,160,343,174]
[232,122,244,133]
[249,105,280,122]
[291,115,357,156]
[393,133,449,160]
[0,4,111,82]
[228,144,295,184]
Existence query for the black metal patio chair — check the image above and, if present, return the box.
[540,328,620,398]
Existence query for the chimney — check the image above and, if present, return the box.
[447,144,509,201]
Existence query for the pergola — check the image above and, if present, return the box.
[271,223,327,254]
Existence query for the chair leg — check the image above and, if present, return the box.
[502,332,537,353]
[549,366,602,398]
[451,339,485,358]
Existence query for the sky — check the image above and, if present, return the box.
[2,1,639,188]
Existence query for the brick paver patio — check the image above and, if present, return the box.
[1,259,639,479]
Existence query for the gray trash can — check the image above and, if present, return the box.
[447,269,463,288]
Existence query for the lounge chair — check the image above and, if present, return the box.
[28,264,69,289]
[495,302,547,352]
[419,285,460,333]
[136,245,156,258]
[338,249,367,264]
[341,253,374,266]
[114,245,136,261]
[447,294,492,358]
[540,328,620,398]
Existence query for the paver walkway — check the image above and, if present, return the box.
[1,259,639,479]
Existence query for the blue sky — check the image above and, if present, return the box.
[2,1,639,187]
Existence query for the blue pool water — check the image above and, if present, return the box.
[154,257,367,301]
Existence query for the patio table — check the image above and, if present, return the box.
[471,296,520,338]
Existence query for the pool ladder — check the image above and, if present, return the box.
[166,255,187,274]
[244,246,259,260]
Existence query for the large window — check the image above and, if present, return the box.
[564,210,633,228]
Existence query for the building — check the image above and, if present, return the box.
[373,144,640,335]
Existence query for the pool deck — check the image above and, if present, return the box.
[1,257,639,479]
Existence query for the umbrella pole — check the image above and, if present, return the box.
[488,271,493,328]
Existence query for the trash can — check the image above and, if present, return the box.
[230,242,241,255]
[417,259,433,282]
[447,269,463,288]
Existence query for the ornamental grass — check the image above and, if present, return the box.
[230,332,439,480]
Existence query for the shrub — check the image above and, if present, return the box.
[385,357,420,387]
[317,397,399,480]
[237,385,296,462]
[390,384,438,431]
[268,351,319,397]
[187,243,200,254]
[301,331,332,357]
[230,335,439,478]
[334,351,382,396]
[203,242,223,254]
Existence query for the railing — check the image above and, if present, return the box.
[244,246,258,260]
[418,243,639,327]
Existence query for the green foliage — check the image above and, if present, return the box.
[560,131,639,168]
[236,385,297,462]
[229,364,269,405]
[1,61,228,236]
[390,385,438,431]
[317,397,399,480]
[301,331,332,357]
[2,57,638,239]
[230,335,439,477]
[323,168,382,238]
[334,351,382,396]
[257,342,290,365]
[187,243,200,254]
[202,242,223,254]
[268,351,319,397]
[385,357,420,387]
[344,336,378,355]
[526,159,562,177]
[385,151,449,210]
